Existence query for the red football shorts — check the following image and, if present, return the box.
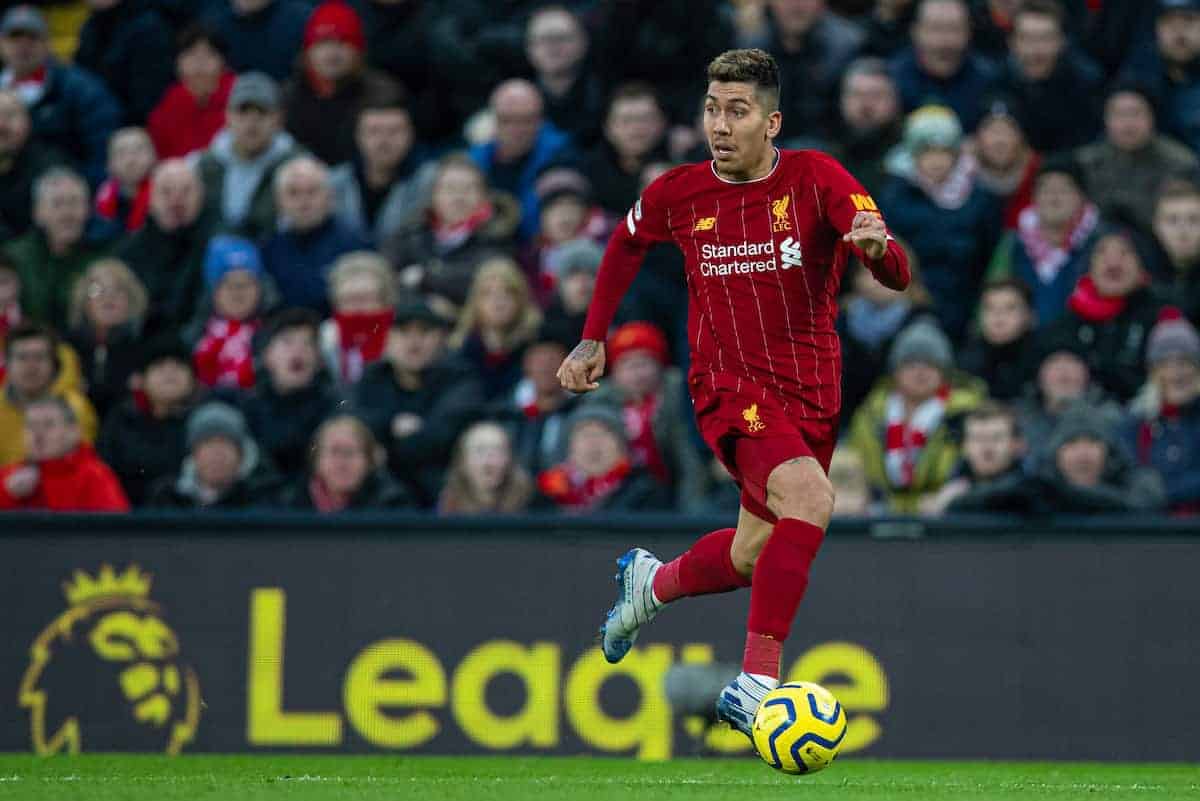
[691,377,837,524]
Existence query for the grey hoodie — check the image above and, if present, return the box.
[202,129,298,228]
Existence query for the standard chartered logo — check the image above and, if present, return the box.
[699,238,803,277]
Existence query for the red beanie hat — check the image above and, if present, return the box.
[304,1,365,52]
[608,321,669,369]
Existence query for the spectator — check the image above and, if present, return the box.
[279,413,415,511]
[354,299,483,505]
[4,167,107,332]
[526,5,605,149]
[196,72,303,241]
[94,127,156,234]
[0,322,98,466]
[97,334,196,504]
[330,96,435,248]
[986,155,1099,328]
[523,168,611,298]
[849,318,986,513]
[116,158,215,330]
[969,0,1086,61]
[581,83,669,216]
[241,308,339,479]
[491,318,580,476]
[832,58,904,196]
[1044,226,1166,403]
[190,236,272,391]
[0,396,128,511]
[451,258,543,402]
[889,0,997,130]
[1126,0,1200,154]
[64,258,149,420]
[439,420,540,515]
[283,1,402,167]
[73,0,174,126]
[538,404,672,514]
[828,446,881,517]
[469,79,573,240]
[741,0,864,146]
[319,250,395,386]
[543,238,601,342]
[879,105,1000,340]
[995,0,1102,152]
[924,401,1034,515]
[1122,310,1200,515]
[0,256,20,383]
[1076,83,1198,236]
[959,278,1037,401]
[149,401,279,508]
[1084,1,1158,79]
[860,0,919,58]
[262,155,369,314]
[203,0,308,82]
[0,88,64,240]
[1030,403,1166,515]
[1152,180,1200,321]
[386,152,520,314]
[967,96,1039,230]
[582,320,705,508]
[0,6,120,186]
[838,248,932,425]
[147,24,237,160]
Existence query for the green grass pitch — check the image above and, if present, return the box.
[0,755,1197,800]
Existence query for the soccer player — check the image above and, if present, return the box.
[556,49,910,737]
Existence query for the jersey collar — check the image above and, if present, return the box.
[710,147,781,185]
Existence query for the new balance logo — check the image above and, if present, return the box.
[850,193,879,212]
[780,236,803,269]
[694,216,716,231]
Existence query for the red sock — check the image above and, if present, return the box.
[743,518,826,677]
[652,528,751,604]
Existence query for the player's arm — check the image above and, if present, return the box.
[814,153,910,290]
[558,179,672,393]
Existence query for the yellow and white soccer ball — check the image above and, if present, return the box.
[751,681,847,774]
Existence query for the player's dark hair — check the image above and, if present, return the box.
[176,22,227,59]
[706,49,780,112]
[981,277,1034,308]
[1013,0,1065,31]
[965,401,1021,438]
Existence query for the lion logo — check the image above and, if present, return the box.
[19,564,202,754]
[771,196,791,232]
[743,404,766,433]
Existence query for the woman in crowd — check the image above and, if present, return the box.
[450,258,542,402]
[439,420,539,515]
[319,251,396,387]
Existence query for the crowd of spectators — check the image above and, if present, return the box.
[0,0,1198,518]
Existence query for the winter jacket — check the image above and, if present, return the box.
[196,129,304,241]
[239,375,341,480]
[283,67,401,167]
[202,0,309,82]
[1121,395,1200,515]
[277,469,417,511]
[945,463,1038,516]
[888,47,998,130]
[582,368,708,509]
[581,137,670,216]
[830,121,903,198]
[0,140,65,240]
[986,226,1097,329]
[65,323,144,422]
[147,437,282,509]
[538,462,673,514]
[837,300,925,425]
[1076,136,1198,235]
[848,372,988,514]
[539,69,608,151]
[995,52,1103,152]
[17,59,121,186]
[261,217,370,315]
[454,334,528,403]
[73,0,174,125]
[489,387,581,477]
[1012,389,1122,470]
[97,397,191,505]
[116,210,219,331]
[147,71,236,160]
[0,379,98,468]
[330,157,436,247]
[1125,47,1200,154]
[352,357,484,504]
[0,444,128,511]
[2,229,108,331]
[470,122,574,240]
[1029,438,1165,516]
[956,333,1038,402]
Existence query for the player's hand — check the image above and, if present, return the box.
[557,340,606,393]
[843,211,888,261]
[5,465,38,499]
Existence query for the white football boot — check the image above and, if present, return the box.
[715,672,777,738]
[599,547,663,663]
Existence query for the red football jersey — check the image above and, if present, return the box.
[583,148,910,419]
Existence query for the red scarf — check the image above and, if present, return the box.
[623,394,670,484]
[1067,275,1130,323]
[94,177,152,231]
[334,309,393,383]
[429,201,494,251]
[538,459,632,512]
[193,317,259,389]
[883,384,950,488]
[308,475,350,512]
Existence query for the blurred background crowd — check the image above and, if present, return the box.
[0,0,1197,518]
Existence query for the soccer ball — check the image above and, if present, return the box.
[751,681,847,774]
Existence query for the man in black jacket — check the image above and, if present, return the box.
[74,0,174,125]
[923,402,1036,515]
[0,89,64,240]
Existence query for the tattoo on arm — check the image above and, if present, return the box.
[569,340,599,361]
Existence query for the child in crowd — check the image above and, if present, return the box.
[94,128,157,232]
[958,278,1038,401]
[191,235,272,391]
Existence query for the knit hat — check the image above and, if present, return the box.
[608,321,669,369]
[535,166,592,207]
[1048,402,1112,452]
[1146,307,1200,367]
[550,238,604,278]
[228,72,280,111]
[889,318,953,372]
[901,105,963,154]
[186,402,249,451]
[203,235,264,290]
[566,404,628,445]
[304,1,365,52]
[977,93,1029,138]
[1,5,46,37]
[392,299,451,329]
